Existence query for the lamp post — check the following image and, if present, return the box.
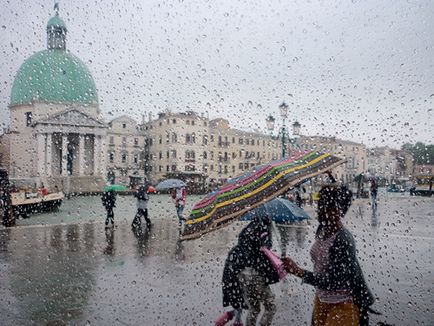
[266,102,291,158]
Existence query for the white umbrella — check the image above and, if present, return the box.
[155,179,186,191]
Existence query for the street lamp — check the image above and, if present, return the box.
[266,102,292,158]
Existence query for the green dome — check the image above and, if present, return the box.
[10,49,98,106]
[47,15,67,29]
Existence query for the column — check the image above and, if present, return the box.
[93,135,101,175]
[79,134,85,176]
[61,134,68,176]
[99,134,107,177]
[46,133,52,176]
[37,133,46,176]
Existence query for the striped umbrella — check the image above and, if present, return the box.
[180,151,345,240]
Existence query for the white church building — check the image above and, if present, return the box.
[2,7,109,193]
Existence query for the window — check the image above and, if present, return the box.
[159,166,163,172]
[166,165,170,172]
[171,165,177,171]
[122,123,126,129]
[134,138,138,146]
[185,150,195,161]
[170,150,177,158]
[167,150,170,159]
[239,138,243,145]
[133,153,139,164]
[239,163,243,170]
[210,135,214,142]
[210,151,214,160]
[172,119,176,124]
[204,121,207,126]
[159,151,162,159]
[232,137,235,143]
[186,120,190,125]
[185,164,196,171]
[109,136,114,144]
[210,165,214,171]
[122,136,126,145]
[108,151,114,163]
[191,120,195,126]
[186,133,196,144]
[121,152,127,163]
[172,133,178,143]
[159,135,162,144]
[232,165,235,173]
[203,135,208,145]
[203,151,208,159]
[25,112,32,126]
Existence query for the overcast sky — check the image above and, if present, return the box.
[1,0,433,148]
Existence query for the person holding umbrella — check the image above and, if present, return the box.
[101,188,117,227]
[132,181,151,229]
[281,184,375,326]
[172,186,187,224]
[216,210,280,326]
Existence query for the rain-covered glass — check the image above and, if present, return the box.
[0,0,433,325]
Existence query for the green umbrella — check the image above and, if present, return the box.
[103,184,127,192]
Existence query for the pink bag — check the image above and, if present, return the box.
[260,247,287,280]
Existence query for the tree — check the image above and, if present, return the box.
[401,142,434,165]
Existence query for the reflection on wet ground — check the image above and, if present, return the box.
[0,196,433,325]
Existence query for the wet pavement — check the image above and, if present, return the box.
[0,194,433,325]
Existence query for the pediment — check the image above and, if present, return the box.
[36,109,106,128]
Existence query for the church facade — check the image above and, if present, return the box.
[2,8,109,192]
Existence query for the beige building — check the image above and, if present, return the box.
[294,135,368,183]
[142,111,210,186]
[208,118,281,183]
[367,147,413,182]
[106,116,145,186]
[141,112,281,186]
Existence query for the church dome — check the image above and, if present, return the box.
[10,50,98,106]
[10,9,98,107]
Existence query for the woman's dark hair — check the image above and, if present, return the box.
[318,185,353,217]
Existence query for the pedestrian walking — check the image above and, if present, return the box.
[282,184,376,326]
[172,186,186,224]
[370,178,378,210]
[132,182,151,229]
[216,211,280,326]
[101,189,116,227]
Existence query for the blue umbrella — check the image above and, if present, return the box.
[240,197,309,224]
[155,178,186,191]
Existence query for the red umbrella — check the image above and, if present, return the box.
[147,186,156,193]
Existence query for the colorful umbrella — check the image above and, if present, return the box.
[239,198,309,224]
[180,151,345,240]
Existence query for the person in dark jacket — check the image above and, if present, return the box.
[282,184,375,326]
[101,189,116,226]
[216,210,279,326]
[132,182,151,228]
